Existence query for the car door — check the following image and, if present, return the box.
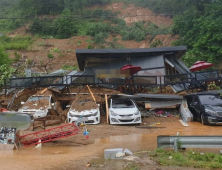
[191,96,202,121]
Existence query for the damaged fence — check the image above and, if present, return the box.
[19,123,79,147]
[6,69,222,90]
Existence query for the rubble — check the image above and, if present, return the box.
[104,148,124,159]
[124,148,133,156]
[71,94,98,112]
[21,98,51,109]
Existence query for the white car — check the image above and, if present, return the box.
[67,101,100,124]
[109,99,141,125]
[18,95,56,119]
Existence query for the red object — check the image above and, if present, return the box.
[0,108,8,112]
[189,61,214,72]
[19,123,79,147]
[120,64,142,75]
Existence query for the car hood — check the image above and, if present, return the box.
[69,108,99,116]
[204,105,222,111]
[110,107,138,115]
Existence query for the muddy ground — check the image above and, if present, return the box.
[1,115,222,170]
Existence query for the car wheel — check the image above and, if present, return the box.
[201,114,208,125]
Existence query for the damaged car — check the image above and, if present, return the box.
[109,98,141,125]
[185,92,222,125]
[67,100,100,125]
[18,95,57,119]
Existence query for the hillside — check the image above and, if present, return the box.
[6,2,177,73]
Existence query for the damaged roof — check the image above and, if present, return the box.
[76,46,187,71]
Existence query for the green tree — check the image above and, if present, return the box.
[0,48,13,86]
[0,65,15,86]
[0,47,11,66]
[19,0,64,16]
[64,0,87,13]
[172,1,222,66]
[53,9,79,38]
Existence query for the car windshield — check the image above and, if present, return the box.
[199,94,222,105]
[112,99,135,108]
[27,96,50,102]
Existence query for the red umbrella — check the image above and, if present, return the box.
[189,61,214,72]
[120,64,142,75]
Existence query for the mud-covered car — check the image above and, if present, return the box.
[109,98,141,125]
[67,100,100,124]
[18,95,57,119]
[185,92,222,125]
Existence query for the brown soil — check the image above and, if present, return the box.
[71,94,98,112]
[19,89,55,109]
[22,98,50,109]
[90,2,172,26]
[20,116,180,147]
[0,88,38,110]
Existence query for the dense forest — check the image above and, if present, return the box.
[0,0,222,84]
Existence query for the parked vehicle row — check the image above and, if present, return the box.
[17,91,222,126]
[18,95,142,125]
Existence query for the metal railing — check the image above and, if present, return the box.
[7,69,222,89]
[157,135,222,152]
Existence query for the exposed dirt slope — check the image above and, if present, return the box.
[6,2,176,73]
[91,2,172,26]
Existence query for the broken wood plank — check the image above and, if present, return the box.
[40,88,48,94]
[105,94,109,124]
[87,85,96,102]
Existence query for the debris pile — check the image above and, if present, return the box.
[21,98,51,109]
[68,86,121,94]
[71,94,98,112]
[142,109,180,118]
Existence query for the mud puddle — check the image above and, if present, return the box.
[1,120,222,169]
[0,133,159,170]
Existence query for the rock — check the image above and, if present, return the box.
[86,162,91,167]
[104,148,124,159]
[123,156,139,161]
[116,152,125,158]
[124,156,157,165]
[124,148,133,156]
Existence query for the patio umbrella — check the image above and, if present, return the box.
[120,64,142,75]
[189,61,214,72]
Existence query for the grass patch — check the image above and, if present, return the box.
[150,149,222,169]
[123,162,140,170]
[50,47,61,53]
[0,36,33,50]
[62,64,78,71]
